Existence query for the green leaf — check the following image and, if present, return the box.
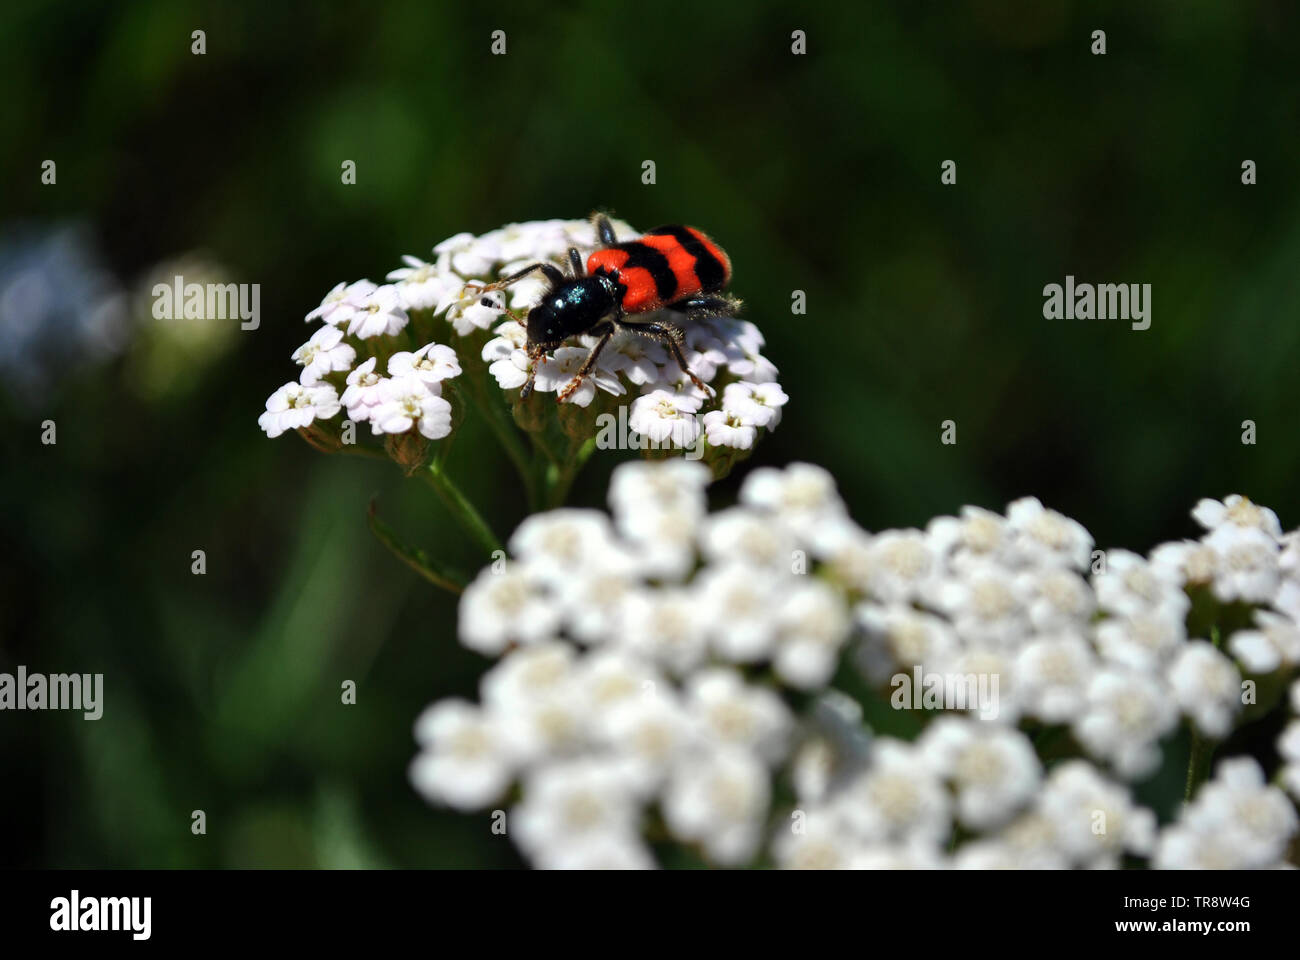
[367,500,466,594]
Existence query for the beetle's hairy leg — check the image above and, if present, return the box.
[556,324,614,403]
[625,319,714,397]
[668,294,744,321]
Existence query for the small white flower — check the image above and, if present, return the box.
[848,838,948,870]
[387,255,455,311]
[941,644,1023,724]
[952,837,1045,870]
[292,323,356,384]
[721,380,788,428]
[679,324,729,383]
[837,739,951,845]
[1018,567,1096,632]
[438,282,504,336]
[600,688,691,795]
[935,560,1026,647]
[920,717,1041,831]
[1038,760,1156,864]
[1094,606,1187,673]
[865,530,943,606]
[1276,579,1300,625]
[410,700,511,810]
[512,759,644,867]
[708,317,778,382]
[1006,497,1094,570]
[628,389,701,444]
[855,604,960,684]
[773,579,851,690]
[434,231,500,279]
[481,641,576,707]
[490,670,586,762]
[791,739,836,805]
[693,563,781,662]
[608,461,709,581]
[1093,549,1188,620]
[1276,721,1300,801]
[1157,757,1298,868]
[698,506,796,572]
[1153,822,1253,869]
[617,588,709,676]
[1149,539,1219,587]
[663,747,770,865]
[258,381,341,438]
[771,806,861,869]
[574,648,664,723]
[508,508,619,587]
[928,506,1015,572]
[346,283,409,339]
[485,221,570,265]
[339,357,387,422]
[1192,495,1282,538]
[702,409,756,449]
[532,346,625,407]
[387,342,461,385]
[815,518,875,593]
[532,833,656,870]
[1227,611,1300,674]
[552,557,640,645]
[1169,640,1242,738]
[741,463,848,552]
[459,568,560,655]
[1073,669,1178,779]
[600,332,666,385]
[609,459,709,526]
[985,810,1072,869]
[684,667,791,763]
[1203,524,1280,604]
[305,278,376,325]
[369,375,452,439]
[1014,632,1096,724]
[482,320,530,389]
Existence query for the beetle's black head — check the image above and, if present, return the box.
[525,276,617,351]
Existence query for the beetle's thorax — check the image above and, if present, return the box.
[526,274,619,348]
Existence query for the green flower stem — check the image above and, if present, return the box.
[421,460,505,558]
[461,376,537,508]
[1184,728,1216,802]
[1184,625,1224,801]
[545,436,598,508]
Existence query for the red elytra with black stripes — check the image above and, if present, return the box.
[589,225,732,314]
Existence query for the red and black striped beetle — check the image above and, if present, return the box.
[472,214,742,402]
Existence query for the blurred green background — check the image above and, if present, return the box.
[1,0,1297,867]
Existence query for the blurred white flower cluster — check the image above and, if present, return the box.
[259,219,785,463]
[411,463,1300,869]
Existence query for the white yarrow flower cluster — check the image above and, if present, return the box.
[263,218,786,469]
[413,460,862,867]
[853,492,1300,784]
[412,460,1300,868]
[1154,758,1297,868]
